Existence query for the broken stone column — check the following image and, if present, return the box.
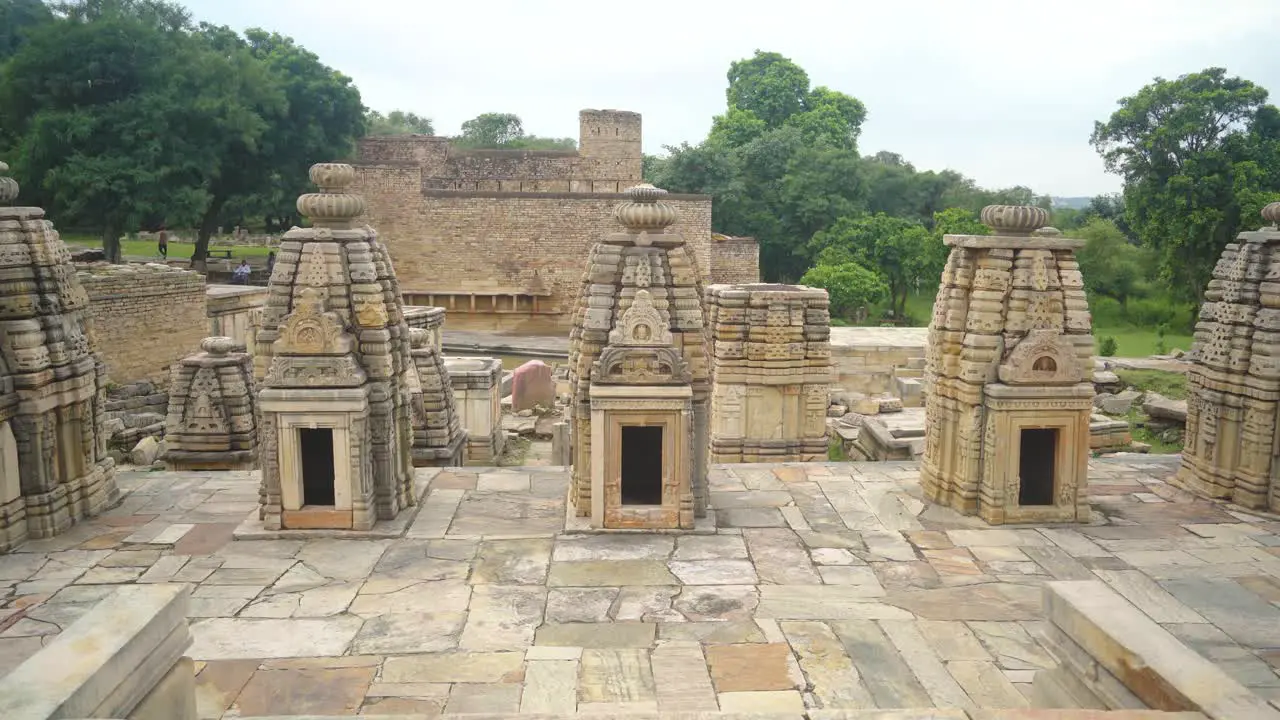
[1175,203,1280,511]
[408,323,466,467]
[161,336,258,470]
[705,283,833,463]
[444,356,504,465]
[255,163,417,531]
[566,183,711,529]
[0,160,118,551]
[921,206,1094,524]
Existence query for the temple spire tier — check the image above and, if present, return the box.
[920,204,1094,525]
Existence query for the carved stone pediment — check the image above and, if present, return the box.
[591,345,690,385]
[997,329,1083,385]
[608,290,673,347]
[274,287,354,356]
[264,354,366,388]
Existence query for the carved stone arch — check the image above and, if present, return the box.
[997,329,1084,385]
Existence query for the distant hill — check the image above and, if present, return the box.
[1051,196,1092,209]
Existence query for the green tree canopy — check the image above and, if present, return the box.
[453,112,575,150]
[1074,217,1150,305]
[0,0,365,264]
[799,262,889,320]
[366,109,434,135]
[808,213,945,320]
[0,0,52,62]
[1091,67,1280,297]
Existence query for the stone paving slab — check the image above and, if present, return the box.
[1,457,1279,717]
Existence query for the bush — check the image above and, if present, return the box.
[800,262,890,320]
[1099,336,1118,357]
[1089,296,1125,327]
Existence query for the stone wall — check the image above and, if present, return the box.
[352,109,759,333]
[206,285,267,356]
[351,187,727,333]
[709,234,760,285]
[80,264,207,386]
[830,326,928,400]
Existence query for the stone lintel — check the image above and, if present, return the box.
[0,583,191,720]
[945,233,1086,250]
[589,384,692,399]
[1044,580,1280,719]
[258,388,369,413]
[984,382,1097,399]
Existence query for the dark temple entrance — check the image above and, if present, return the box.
[299,428,336,506]
[1018,428,1057,506]
[621,425,663,505]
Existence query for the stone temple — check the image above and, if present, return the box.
[921,205,1095,524]
[567,184,711,529]
[0,160,118,552]
[162,336,259,471]
[1176,202,1280,511]
[254,162,417,531]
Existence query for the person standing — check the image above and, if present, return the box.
[157,225,168,259]
[266,251,276,278]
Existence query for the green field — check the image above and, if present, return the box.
[62,235,274,260]
[888,291,1193,358]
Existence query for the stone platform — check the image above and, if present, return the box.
[2,457,1278,717]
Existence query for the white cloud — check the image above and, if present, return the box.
[183,0,1280,196]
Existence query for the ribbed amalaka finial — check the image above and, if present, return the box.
[980,205,1049,236]
[0,161,19,204]
[614,183,678,231]
[1262,202,1280,227]
[295,163,366,229]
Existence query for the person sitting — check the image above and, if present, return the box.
[232,259,251,284]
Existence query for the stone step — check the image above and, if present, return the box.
[236,711,1211,719]
[895,367,924,378]
[905,355,927,370]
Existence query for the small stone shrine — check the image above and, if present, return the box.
[0,160,117,551]
[161,336,258,470]
[705,283,833,463]
[567,183,711,529]
[1175,203,1280,511]
[408,323,466,467]
[254,163,416,531]
[921,205,1094,524]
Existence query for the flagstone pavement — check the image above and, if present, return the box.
[1,456,1279,717]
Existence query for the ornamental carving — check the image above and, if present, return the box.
[608,290,673,347]
[274,287,353,357]
[591,345,690,385]
[997,329,1083,385]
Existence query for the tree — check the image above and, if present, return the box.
[799,262,888,320]
[365,109,434,135]
[0,0,52,61]
[187,27,364,267]
[1075,217,1150,305]
[1091,67,1280,297]
[452,112,575,150]
[1,0,225,262]
[808,213,942,320]
[726,51,811,130]
[456,113,524,147]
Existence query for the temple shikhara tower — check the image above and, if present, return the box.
[921,205,1094,524]
[705,283,833,463]
[162,336,259,470]
[0,161,117,551]
[1175,203,1280,511]
[567,184,711,529]
[254,163,417,531]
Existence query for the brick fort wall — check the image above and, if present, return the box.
[351,109,759,332]
[79,264,208,386]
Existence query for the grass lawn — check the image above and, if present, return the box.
[868,291,1195,359]
[61,234,274,260]
[1115,368,1187,400]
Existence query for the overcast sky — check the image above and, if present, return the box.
[182,0,1280,197]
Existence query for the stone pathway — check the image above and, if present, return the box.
[2,457,1278,717]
